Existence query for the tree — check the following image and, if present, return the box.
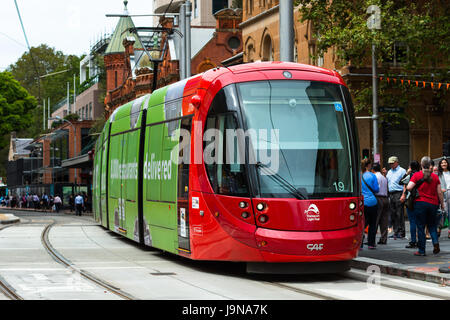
[8,44,82,109]
[295,0,449,114]
[0,71,37,177]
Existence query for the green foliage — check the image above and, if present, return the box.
[231,0,243,9]
[7,44,82,108]
[0,71,37,177]
[295,0,450,115]
[64,113,80,122]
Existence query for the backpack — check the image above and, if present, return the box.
[405,178,425,210]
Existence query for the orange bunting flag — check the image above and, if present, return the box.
[438,83,442,89]
[380,77,383,81]
[401,79,404,85]
[415,81,419,87]
[393,78,397,83]
[387,78,390,83]
[408,80,411,85]
[447,84,450,90]
[431,82,434,89]
[423,81,426,88]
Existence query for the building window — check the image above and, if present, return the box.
[247,0,253,15]
[194,0,198,18]
[262,34,273,61]
[228,36,241,50]
[89,102,92,120]
[383,42,408,66]
[213,0,228,14]
[247,43,255,62]
[114,71,118,88]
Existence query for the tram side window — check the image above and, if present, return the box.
[124,131,138,201]
[145,124,163,202]
[161,119,179,202]
[178,117,192,199]
[109,134,123,199]
[204,87,249,197]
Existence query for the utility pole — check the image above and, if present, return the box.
[73,74,76,111]
[43,99,46,130]
[279,0,294,62]
[179,3,186,79]
[185,1,191,78]
[67,82,70,114]
[47,97,50,130]
[367,5,381,159]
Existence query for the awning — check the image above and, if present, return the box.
[61,153,92,169]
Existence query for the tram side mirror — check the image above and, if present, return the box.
[190,95,202,109]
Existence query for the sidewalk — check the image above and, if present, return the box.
[352,223,450,286]
[0,206,93,222]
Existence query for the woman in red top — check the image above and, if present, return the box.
[407,156,445,256]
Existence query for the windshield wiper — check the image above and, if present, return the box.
[256,162,308,200]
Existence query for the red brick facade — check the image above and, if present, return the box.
[104,8,242,116]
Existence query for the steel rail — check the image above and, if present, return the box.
[0,275,23,300]
[267,270,448,300]
[0,225,23,300]
[41,221,138,300]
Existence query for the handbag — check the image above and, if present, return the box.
[405,178,425,210]
[438,209,449,229]
[362,175,379,206]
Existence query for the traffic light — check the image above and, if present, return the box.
[443,141,450,157]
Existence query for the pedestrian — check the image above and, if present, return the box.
[372,163,389,244]
[53,195,62,213]
[437,157,450,239]
[361,158,379,249]
[41,193,48,212]
[33,194,40,210]
[386,156,407,239]
[69,195,74,212]
[406,156,445,256]
[74,194,84,216]
[27,194,32,208]
[400,160,421,248]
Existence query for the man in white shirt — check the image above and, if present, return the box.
[386,156,407,239]
[373,163,389,244]
[74,194,84,216]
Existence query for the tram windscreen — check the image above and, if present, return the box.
[237,80,353,198]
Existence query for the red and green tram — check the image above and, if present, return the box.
[92,62,363,273]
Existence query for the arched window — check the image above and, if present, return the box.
[247,0,253,15]
[247,44,255,62]
[262,34,273,61]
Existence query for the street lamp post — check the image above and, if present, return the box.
[48,116,77,192]
[367,5,381,160]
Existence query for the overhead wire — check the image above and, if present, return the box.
[13,0,41,102]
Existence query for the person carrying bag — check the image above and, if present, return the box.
[361,158,379,249]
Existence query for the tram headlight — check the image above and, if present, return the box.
[256,203,265,211]
[349,214,355,221]
[239,201,248,209]
[349,202,356,210]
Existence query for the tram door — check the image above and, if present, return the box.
[177,117,192,251]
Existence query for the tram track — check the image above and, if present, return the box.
[265,269,450,300]
[0,225,23,300]
[40,221,138,300]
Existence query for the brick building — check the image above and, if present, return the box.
[104,1,242,114]
[240,1,450,168]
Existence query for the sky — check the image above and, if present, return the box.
[0,0,156,71]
